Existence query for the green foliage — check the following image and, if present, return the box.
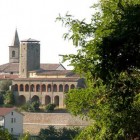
[0,80,13,106]
[57,0,140,139]
[21,101,40,112]
[0,127,13,140]
[59,127,81,140]
[0,80,12,91]
[39,126,58,140]
[0,93,4,105]
[4,90,15,105]
[39,126,81,140]
[31,101,40,111]
[45,103,56,112]
[19,132,31,140]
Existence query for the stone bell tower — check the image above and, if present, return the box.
[9,29,20,63]
[19,38,40,78]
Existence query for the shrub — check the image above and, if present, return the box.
[31,101,40,111]
[39,126,81,140]
[21,101,40,112]
[45,103,56,112]
[4,90,15,105]
[0,80,12,91]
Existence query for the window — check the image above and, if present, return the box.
[12,51,15,57]
[53,84,57,92]
[11,128,13,133]
[59,84,63,92]
[14,84,18,91]
[70,84,75,89]
[36,84,40,92]
[42,84,46,92]
[25,84,29,92]
[11,118,13,123]
[47,84,51,92]
[30,84,34,92]
[11,112,13,115]
[20,84,24,91]
[64,84,69,92]
[14,118,16,123]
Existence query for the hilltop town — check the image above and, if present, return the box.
[0,29,88,139]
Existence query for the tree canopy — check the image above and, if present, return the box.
[57,0,140,139]
[0,80,12,92]
[39,126,81,140]
[0,127,13,140]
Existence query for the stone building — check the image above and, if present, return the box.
[0,107,23,135]
[0,29,82,108]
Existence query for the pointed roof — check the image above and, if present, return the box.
[11,29,19,47]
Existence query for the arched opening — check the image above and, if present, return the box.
[42,84,46,92]
[64,84,69,92]
[12,51,15,57]
[36,84,40,92]
[31,95,39,103]
[54,96,59,107]
[47,84,51,92]
[14,84,18,91]
[53,84,57,92]
[18,95,26,105]
[59,84,63,92]
[45,95,51,105]
[20,84,24,91]
[30,84,34,92]
[25,84,29,92]
[70,84,75,89]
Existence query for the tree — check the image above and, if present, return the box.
[4,90,15,105]
[0,127,13,140]
[0,80,12,106]
[45,103,56,112]
[21,101,40,112]
[39,126,81,140]
[19,132,31,140]
[39,126,58,140]
[0,80,12,91]
[57,0,140,139]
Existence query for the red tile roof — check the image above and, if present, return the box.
[0,107,16,116]
[0,63,79,80]
[37,70,71,75]
[0,74,19,79]
[0,63,19,73]
[0,63,66,73]
[13,77,79,82]
[40,63,66,70]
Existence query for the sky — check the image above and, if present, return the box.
[0,0,98,69]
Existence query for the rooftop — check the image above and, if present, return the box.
[0,107,16,116]
[21,38,40,42]
[0,63,66,73]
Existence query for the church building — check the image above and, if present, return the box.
[0,29,82,108]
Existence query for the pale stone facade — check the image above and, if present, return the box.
[0,107,23,135]
[23,112,90,134]
[9,29,20,63]
[13,78,79,108]
[0,29,83,108]
[19,39,40,78]
[5,31,81,108]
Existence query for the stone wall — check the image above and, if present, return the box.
[23,112,90,134]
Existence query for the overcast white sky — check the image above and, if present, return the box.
[0,0,98,69]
